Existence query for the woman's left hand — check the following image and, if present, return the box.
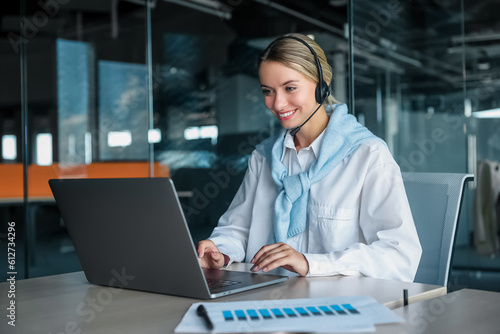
[250,242,309,276]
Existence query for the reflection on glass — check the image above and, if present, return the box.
[148,129,162,144]
[184,126,218,142]
[36,133,53,166]
[107,131,133,148]
[184,127,201,141]
[352,1,466,174]
[85,132,92,165]
[57,39,92,166]
[472,109,500,118]
[2,135,17,160]
[199,126,218,141]
[98,60,148,161]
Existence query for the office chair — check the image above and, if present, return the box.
[402,173,474,287]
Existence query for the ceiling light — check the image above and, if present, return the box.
[164,0,232,20]
[472,108,500,119]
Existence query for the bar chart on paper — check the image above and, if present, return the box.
[174,296,403,333]
[221,303,359,321]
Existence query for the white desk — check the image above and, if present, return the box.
[377,288,500,333]
[0,264,446,334]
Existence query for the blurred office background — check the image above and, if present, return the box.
[1,0,499,291]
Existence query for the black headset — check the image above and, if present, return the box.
[261,35,330,104]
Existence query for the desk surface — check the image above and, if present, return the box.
[0,264,445,334]
[377,288,500,333]
[0,196,55,204]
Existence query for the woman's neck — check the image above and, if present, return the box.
[293,108,329,152]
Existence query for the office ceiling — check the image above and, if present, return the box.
[1,0,499,93]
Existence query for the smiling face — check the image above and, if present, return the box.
[259,60,321,130]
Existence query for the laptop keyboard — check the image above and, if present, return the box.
[206,279,241,290]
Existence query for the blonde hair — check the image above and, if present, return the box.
[258,33,339,105]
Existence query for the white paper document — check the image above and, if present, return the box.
[174,295,403,333]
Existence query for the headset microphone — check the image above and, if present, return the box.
[289,93,328,137]
[263,35,330,137]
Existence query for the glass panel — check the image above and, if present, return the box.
[17,0,158,278]
[56,38,92,166]
[97,60,149,161]
[1,3,26,281]
[352,0,467,172]
[351,0,472,290]
[451,0,500,291]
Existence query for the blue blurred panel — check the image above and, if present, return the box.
[98,60,148,161]
[57,39,91,164]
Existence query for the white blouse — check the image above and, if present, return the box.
[209,131,422,282]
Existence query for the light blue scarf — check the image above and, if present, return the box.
[256,103,379,243]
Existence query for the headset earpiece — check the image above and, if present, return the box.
[315,79,330,104]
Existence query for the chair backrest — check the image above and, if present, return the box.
[402,173,474,287]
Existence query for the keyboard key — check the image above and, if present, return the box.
[206,279,241,289]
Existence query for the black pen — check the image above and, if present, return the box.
[197,304,214,331]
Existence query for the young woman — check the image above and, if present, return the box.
[197,33,422,282]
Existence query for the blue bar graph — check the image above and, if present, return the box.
[271,308,285,318]
[222,303,361,322]
[306,306,322,315]
[283,308,297,317]
[319,306,334,315]
[235,310,247,320]
[223,310,234,321]
[259,309,272,319]
[247,309,259,320]
[342,304,360,314]
[295,307,310,316]
[330,305,348,315]
[187,296,400,334]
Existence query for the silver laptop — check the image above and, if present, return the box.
[49,177,287,299]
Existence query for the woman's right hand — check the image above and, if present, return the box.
[197,240,228,269]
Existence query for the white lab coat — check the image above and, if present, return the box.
[209,131,422,282]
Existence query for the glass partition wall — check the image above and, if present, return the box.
[456,0,500,291]
[351,0,469,291]
[352,0,467,170]
[1,0,154,279]
[350,0,500,291]
[1,0,499,291]
[0,1,25,280]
